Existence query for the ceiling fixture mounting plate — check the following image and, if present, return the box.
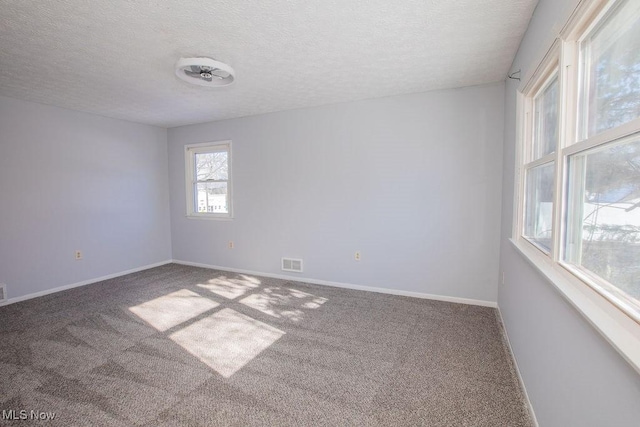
[175,57,235,87]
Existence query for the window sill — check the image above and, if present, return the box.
[509,237,640,375]
[186,214,234,221]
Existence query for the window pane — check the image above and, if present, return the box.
[196,151,228,181]
[196,182,228,214]
[533,76,559,159]
[581,0,640,138]
[524,162,555,252]
[564,136,640,301]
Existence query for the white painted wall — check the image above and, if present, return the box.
[168,84,505,303]
[498,0,640,425]
[0,96,172,301]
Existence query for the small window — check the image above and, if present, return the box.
[185,141,232,219]
[522,68,560,253]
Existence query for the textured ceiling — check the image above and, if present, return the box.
[0,0,537,128]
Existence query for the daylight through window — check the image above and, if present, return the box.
[517,0,640,321]
[185,141,232,219]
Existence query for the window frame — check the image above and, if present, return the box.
[184,140,233,220]
[520,52,560,255]
[513,0,640,374]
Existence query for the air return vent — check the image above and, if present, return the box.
[281,258,303,273]
[0,284,6,303]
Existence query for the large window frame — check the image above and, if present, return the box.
[513,0,640,373]
[185,140,233,220]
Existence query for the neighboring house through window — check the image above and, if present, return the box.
[185,141,232,219]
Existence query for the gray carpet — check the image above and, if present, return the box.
[0,264,533,426]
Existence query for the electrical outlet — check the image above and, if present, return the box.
[354,251,361,261]
[228,241,234,249]
[75,250,83,260]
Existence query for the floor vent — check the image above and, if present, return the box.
[0,284,6,303]
[281,258,303,273]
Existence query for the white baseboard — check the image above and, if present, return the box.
[0,260,173,307]
[1,258,498,309]
[171,259,497,308]
[496,307,539,427]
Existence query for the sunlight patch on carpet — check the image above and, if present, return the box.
[197,274,261,299]
[169,308,284,377]
[240,287,328,322]
[129,289,219,331]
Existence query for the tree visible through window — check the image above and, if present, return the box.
[582,0,640,137]
[518,0,640,320]
[185,141,232,218]
[565,137,640,300]
[564,0,640,306]
[195,151,229,214]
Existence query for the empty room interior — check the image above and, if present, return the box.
[1,0,639,425]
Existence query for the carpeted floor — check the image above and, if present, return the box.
[0,263,533,426]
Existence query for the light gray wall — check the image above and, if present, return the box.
[0,96,172,301]
[499,0,640,425]
[168,83,504,303]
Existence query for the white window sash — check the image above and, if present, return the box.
[184,141,233,219]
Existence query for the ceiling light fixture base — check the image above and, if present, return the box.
[175,57,235,87]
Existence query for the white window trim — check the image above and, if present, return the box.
[185,140,233,220]
[512,0,640,374]
[515,38,561,254]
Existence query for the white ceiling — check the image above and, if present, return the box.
[0,0,537,128]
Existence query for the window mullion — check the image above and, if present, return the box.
[550,154,563,262]
[551,41,577,262]
[564,154,587,264]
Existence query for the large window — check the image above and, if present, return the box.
[517,0,640,324]
[185,141,232,219]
